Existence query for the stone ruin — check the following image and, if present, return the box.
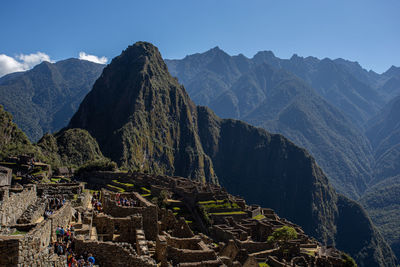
[0,165,353,266]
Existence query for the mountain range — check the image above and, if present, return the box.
[165,47,400,259]
[67,42,396,266]
[165,48,379,199]
[0,41,399,265]
[0,58,104,141]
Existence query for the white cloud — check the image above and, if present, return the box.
[79,52,107,64]
[0,52,53,77]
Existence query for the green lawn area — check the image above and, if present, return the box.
[107,184,125,192]
[209,211,246,215]
[253,214,265,220]
[173,207,181,211]
[198,199,225,205]
[141,193,151,197]
[112,179,134,187]
[199,201,240,211]
[11,230,27,235]
[141,187,151,193]
[259,263,270,267]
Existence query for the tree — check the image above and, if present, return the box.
[267,226,298,243]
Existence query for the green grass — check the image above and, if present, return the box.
[304,249,315,256]
[199,201,240,211]
[51,178,61,183]
[0,161,16,165]
[31,170,46,176]
[209,211,246,215]
[253,214,265,220]
[173,207,181,211]
[141,187,151,193]
[141,193,151,197]
[107,184,125,192]
[259,263,270,267]
[11,230,27,235]
[185,220,192,224]
[112,179,134,187]
[198,199,225,205]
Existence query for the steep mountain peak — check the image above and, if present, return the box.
[69,41,216,182]
[290,53,304,61]
[253,50,276,59]
[384,65,400,77]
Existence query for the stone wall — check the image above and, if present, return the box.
[0,237,20,266]
[74,238,156,267]
[0,201,73,266]
[37,183,83,196]
[165,234,201,250]
[0,167,12,186]
[49,202,73,239]
[0,185,37,225]
[94,213,142,243]
[17,198,47,224]
[102,191,158,240]
[166,246,217,265]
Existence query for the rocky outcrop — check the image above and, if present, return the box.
[69,42,216,182]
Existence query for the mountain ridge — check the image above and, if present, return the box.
[0,58,105,141]
[68,41,396,266]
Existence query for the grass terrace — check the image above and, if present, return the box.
[106,184,125,193]
[253,214,266,220]
[112,179,134,187]
[209,211,246,216]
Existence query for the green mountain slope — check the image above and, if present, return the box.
[0,58,104,141]
[37,128,106,167]
[0,105,39,159]
[167,52,375,199]
[0,104,105,167]
[69,42,216,182]
[360,175,400,259]
[367,95,400,185]
[68,42,396,266]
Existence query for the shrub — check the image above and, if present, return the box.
[267,226,297,243]
[342,253,357,267]
[75,159,117,176]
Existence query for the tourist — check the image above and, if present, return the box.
[87,253,95,266]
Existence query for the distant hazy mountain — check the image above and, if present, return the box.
[360,175,400,259]
[68,42,397,266]
[0,58,105,141]
[167,48,386,126]
[378,67,400,101]
[166,48,377,198]
[367,95,400,185]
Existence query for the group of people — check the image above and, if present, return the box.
[44,195,66,218]
[53,225,96,266]
[91,192,102,211]
[67,251,96,267]
[115,193,137,207]
[48,195,66,210]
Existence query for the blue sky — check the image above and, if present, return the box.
[0,0,399,74]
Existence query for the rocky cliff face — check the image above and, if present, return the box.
[67,42,397,266]
[69,43,216,183]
